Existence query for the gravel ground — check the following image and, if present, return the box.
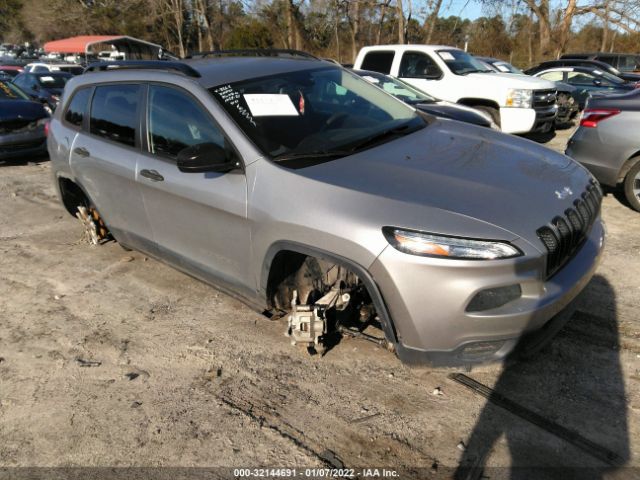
[1,126,639,479]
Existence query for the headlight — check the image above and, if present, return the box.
[383,227,522,260]
[505,89,532,108]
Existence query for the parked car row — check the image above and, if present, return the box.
[354,45,559,135]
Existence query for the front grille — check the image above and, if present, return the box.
[533,89,557,110]
[536,181,602,278]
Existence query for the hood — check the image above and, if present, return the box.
[0,99,48,122]
[294,120,594,245]
[416,101,491,127]
[555,81,576,93]
[469,72,556,90]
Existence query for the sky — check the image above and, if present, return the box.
[439,0,485,20]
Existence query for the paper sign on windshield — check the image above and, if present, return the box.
[244,94,299,117]
[41,76,55,82]
[438,51,455,61]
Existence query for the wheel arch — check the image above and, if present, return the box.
[57,174,91,217]
[457,98,501,110]
[260,241,399,345]
[618,152,640,184]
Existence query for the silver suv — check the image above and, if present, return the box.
[48,53,605,365]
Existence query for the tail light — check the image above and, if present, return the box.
[44,121,49,137]
[580,109,620,128]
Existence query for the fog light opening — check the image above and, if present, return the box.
[465,284,522,313]
[460,340,506,360]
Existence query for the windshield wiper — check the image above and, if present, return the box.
[272,150,352,162]
[344,122,423,153]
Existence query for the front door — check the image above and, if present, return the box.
[136,84,252,294]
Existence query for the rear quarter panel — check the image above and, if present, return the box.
[568,110,640,186]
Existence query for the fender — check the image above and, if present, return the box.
[260,240,399,345]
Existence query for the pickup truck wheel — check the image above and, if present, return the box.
[623,161,640,212]
[475,106,500,128]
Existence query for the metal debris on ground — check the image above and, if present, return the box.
[76,357,102,367]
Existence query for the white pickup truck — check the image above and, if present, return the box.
[354,45,558,134]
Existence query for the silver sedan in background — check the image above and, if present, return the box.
[566,89,640,212]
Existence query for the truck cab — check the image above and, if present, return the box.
[354,45,558,135]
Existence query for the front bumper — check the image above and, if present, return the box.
[0,127,47,160]
[369,219,605,366]
[499,107,536,134]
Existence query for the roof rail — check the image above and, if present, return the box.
[84,60,200,78]
[186,49,319,60]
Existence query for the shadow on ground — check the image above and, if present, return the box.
[455,275,629,479]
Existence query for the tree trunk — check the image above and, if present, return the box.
[349,0,360,62]
[425,0,443,44]
[600,0,610,51]
[376,0,390,45]
[556,0,577,57]
[396,0,404,44]
[525,0,551,58]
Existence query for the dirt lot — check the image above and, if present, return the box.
[1,127,640,479]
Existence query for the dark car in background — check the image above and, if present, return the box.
[0,80,49,160]
[531,66,636,109]
[353,69,496,128]
[0,65,24,78]
[525,58,640,83]
[561,52,640,73]
[11,71,72,113]
[566,89,640,212]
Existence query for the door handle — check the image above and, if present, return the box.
[73,147,90,157]
[140,169,164,182]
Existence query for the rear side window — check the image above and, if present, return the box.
[539,71,564,82]
[399,52,442,78]
[90,84,140,147]
[147,85,225,158]
[64,88,91,127]
[360,51,395,74]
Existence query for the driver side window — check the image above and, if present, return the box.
[147,85,225,159]
[567,72,600,86]
[399,52,442,79]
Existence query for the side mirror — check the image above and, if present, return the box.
[593,79,602,87]
[176,143,239,173]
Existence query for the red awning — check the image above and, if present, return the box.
[44,36,126,54]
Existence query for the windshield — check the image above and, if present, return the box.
[593,69,626,84]
[211,66,424,164]
[59,66,84,75]
[36,74,69,88]
[357,71,437,104]
[0,80,29,100]
[493,61,524,75]
[437,50,494,75]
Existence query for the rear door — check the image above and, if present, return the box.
[69,83,154,250]
[136,84,251,294]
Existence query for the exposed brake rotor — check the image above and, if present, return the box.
[76,206,109,245]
